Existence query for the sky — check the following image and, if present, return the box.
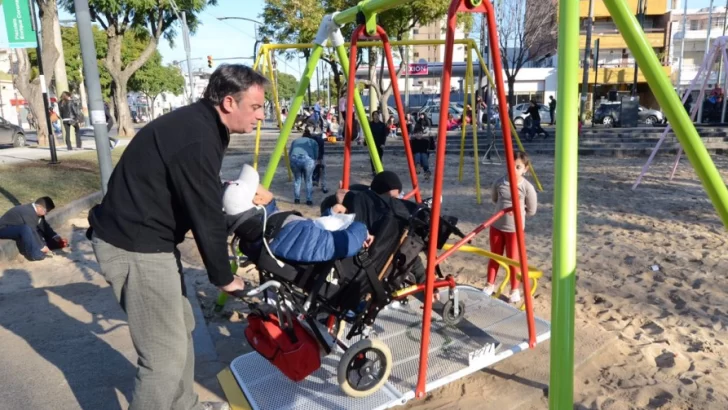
[55,0,723,78]
[59,0,307,78]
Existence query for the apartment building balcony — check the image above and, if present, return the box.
[580,29,666,48]
[579,0,668,18]
[579,64,672,85]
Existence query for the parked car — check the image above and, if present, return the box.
[0,116,26,147]
[512,103,552,127]
[418,105,464,127]
[593,102,665,127]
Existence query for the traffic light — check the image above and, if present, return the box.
[207,55,213,68]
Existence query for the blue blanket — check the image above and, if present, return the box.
[268,219,367,263]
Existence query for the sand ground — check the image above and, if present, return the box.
[181,148,728,409]
[6,144,725,409]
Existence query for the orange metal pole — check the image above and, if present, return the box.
[343,26,366,189]
[484,0,536,347]
[415,0,461,398]
[377,26,422,202]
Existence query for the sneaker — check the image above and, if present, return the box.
[322,188,329,194]
[294,199,300,204]
[201,402,231,410]
[482,283,496,296]
[509,289,521,304]
[306,200,313,206]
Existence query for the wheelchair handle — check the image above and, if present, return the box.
[230,280,282,299]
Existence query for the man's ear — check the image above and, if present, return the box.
[219,95,235,114]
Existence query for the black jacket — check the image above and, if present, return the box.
[526,105,541,122]
[89,100,233,287]
[370,121,389,148]
[0,203,57,245]
[59,100,79,122]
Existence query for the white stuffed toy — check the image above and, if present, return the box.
[223,164,260,215]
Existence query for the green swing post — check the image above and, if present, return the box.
[549,0,579,407]
[261,45,325,188]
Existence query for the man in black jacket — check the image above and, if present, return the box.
[0,197,66,260]
[89,65,266,410]
[59,91,81,150]
[368,111,389,176]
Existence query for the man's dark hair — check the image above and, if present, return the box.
[203,64,269,105]
[34,196,55,212]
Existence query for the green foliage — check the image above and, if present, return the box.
[59,0,215,46]
[60,25,163,99]
[129,53,185,104]
[60,25,112,97]
[270,71,299,102]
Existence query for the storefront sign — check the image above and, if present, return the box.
[408,63,429,76]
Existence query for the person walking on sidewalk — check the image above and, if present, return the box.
[59,91,82,150]
[548,95,556,125]
[88,65,266,410]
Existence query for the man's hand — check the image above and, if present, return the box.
[220,276,245,294]
[332,204,347,214]
[363,234,375,248]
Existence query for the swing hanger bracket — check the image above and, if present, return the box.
[355,4,377,37]
[314,13,346,47]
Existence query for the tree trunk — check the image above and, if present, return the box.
[113,80,134,135]
[367,50,378,114]
[108,82,117,124]
[379,45,408,124]
[12,0,60,147]
[149,95,156,119]
[102,18,161,137]
[507,76,516,121]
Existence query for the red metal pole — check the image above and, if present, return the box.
[377,26,422,203]
[435,208,510,265]
[343,25,366,189]
[484,0,536,347]
[415,0,461,398]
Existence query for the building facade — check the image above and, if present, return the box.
[408,17,468,92]
[669,6,728,92]
[578,0,675,109]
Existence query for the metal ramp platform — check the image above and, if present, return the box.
[229,286,551,410]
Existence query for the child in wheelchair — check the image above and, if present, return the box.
[222,166,464,396]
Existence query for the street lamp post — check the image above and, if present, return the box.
[217,17,264,58]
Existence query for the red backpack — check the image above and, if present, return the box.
[244,305,322,382]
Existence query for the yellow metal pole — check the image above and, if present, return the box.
[252,51,265,170]
[265,50,292,181]
[266,50,284,129]
[473,46,544,192]
[261,38,479,51]
[468,46,482,204]
[458,61,468,182]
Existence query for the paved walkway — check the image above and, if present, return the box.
[0,212,225,409]
[0,138,130,166]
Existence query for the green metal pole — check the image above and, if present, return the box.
[604,0,728,228]
[333,0,407,27]
[262,45,324,188]
[334,43,383,172]
[549,0,579,407]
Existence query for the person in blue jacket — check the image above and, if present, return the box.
[289,128,320,206]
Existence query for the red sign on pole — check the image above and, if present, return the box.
[408,63,429,76]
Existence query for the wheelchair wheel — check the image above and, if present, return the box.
[337,339,392,398]
[441,299,466,326]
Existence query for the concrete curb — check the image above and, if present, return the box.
[0,190,103,261]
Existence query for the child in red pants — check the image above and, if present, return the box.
[483,151,538,303]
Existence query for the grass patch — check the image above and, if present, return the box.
[0,147,126,214]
